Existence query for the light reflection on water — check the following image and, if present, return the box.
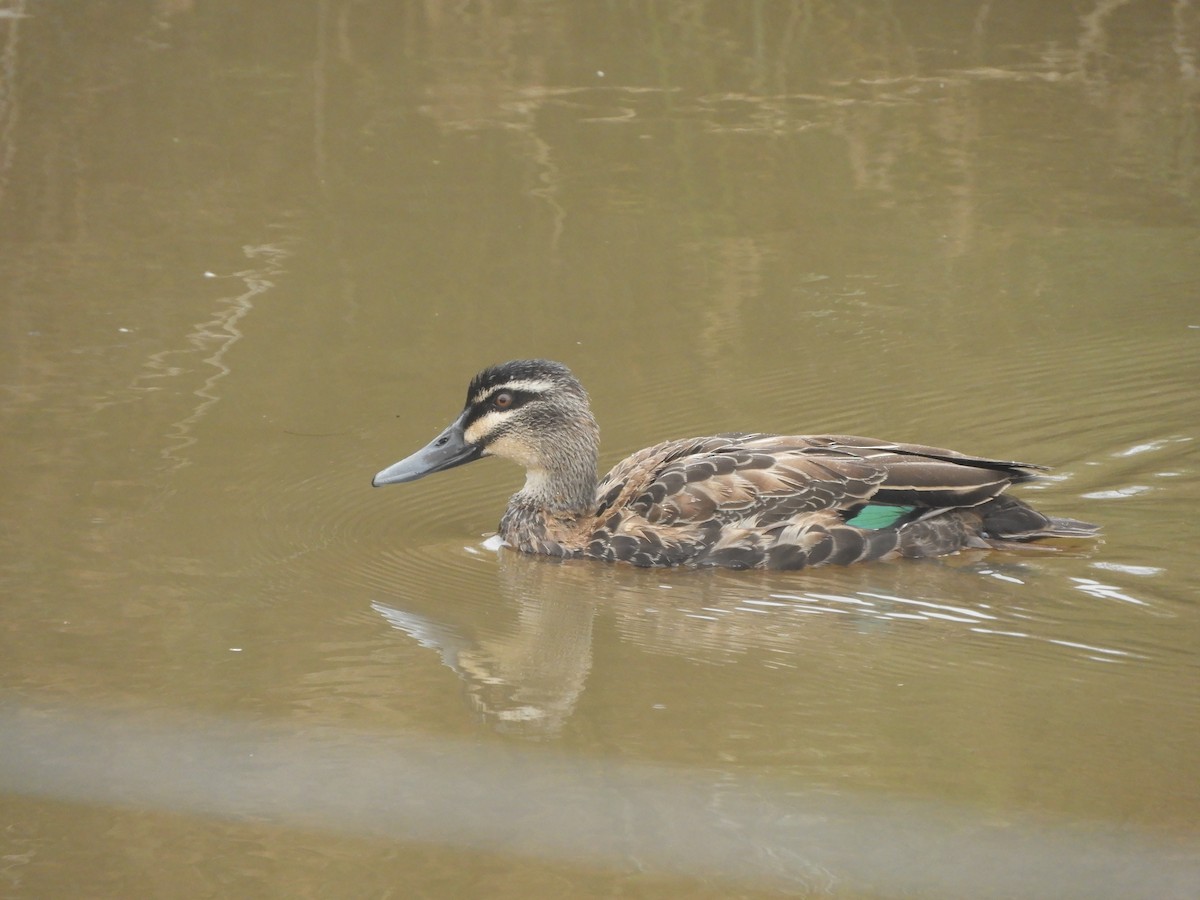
[2,701,1197,900]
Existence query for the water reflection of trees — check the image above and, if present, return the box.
[2,2,1194,236]
[307,0,1198,375]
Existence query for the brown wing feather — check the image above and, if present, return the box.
[596,434,1039,526]
[585,433,1047,568]
[799,434,1046,478]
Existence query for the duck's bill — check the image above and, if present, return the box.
[372,413,483,486]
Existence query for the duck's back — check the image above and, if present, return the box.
[582,433,1093,569]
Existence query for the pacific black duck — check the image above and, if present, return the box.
[372,359,1098,569]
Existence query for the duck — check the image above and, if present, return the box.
[372,359,1099,569]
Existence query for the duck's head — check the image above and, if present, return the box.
[372,359,600,506]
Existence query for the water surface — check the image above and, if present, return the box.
[1,3,1198,897]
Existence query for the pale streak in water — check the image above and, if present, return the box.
[0,702,1195,900]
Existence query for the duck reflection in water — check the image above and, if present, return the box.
[371,546,1096,737]
[373,360,1098,570]
[373,552,596,738]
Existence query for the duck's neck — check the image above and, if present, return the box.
[497,410,600,559]
[517,464,596,516]
[514,416,600,517]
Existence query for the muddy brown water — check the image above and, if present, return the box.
[1,3,1198,897]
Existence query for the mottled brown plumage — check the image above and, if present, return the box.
[373,360,1099,570]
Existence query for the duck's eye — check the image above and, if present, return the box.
[492,391,514,409]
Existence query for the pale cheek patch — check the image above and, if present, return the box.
[487,433,542,469]
[464,411,505,446]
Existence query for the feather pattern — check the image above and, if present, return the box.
[374,360,1099,570]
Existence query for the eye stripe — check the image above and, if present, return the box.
[470,379,555,406]
[462,387,542,436]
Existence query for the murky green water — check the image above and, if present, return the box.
[2,2,1198,897]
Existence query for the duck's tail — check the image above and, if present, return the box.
[893,495,1099,559]
[979,495,1099,541]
